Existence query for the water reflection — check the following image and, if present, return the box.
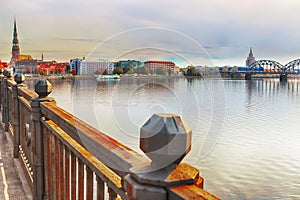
[24,77,300,199]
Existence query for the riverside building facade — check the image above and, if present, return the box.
[144,60,175,75]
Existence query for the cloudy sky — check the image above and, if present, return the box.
[0,0,300,66]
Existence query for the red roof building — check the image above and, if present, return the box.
[144,60,175,75]
[0,60,8,69]
[37,61,67,75]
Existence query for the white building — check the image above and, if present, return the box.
[79,61,115,75]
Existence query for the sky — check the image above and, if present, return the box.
[1,0,300,66]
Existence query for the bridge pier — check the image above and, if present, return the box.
[245,73,252,80]
[280,74,288,82]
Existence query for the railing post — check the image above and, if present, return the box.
[123,114,194,200]
[3,70,13,131]
[12,74,26,158]
[0,68,3,111]
[30,80,55,200]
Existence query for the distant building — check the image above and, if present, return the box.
[70,58,82,74]
[9,17,38,73]
[144,60,175,75]
[79,60,115,75]
[115,60,143,70]
[0,60,8,69]
[38,60,66,75]
[246,47,256,67]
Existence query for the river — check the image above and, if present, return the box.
[27,77,300,199]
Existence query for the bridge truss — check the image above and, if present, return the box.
[284,59,300,72]
[248,60,285,73]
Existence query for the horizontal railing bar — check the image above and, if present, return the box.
[41,119,127,198]
[40,102,149,176]
[168,185,220,200]
[7,79,15,86]
[18,87,38,101]
[18,96,32,112]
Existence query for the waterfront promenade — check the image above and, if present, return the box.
[0,112,32,200]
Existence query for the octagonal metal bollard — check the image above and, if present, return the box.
[140,113,192,167]
[14,73,25,84]
[34,80,52,98]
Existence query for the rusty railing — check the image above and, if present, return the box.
[0,71,219,200]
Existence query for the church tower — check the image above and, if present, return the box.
[12,17,20,60]
[246,47,256,67]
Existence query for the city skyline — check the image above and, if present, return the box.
[1,0,300,66]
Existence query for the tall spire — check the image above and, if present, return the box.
[246,47,256,67]
[249,47,253,57]
[12,16,20,59]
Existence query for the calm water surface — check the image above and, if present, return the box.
[28,77,300,199]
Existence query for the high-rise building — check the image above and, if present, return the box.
[245,47,256,67]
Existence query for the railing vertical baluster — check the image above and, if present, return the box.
[46,129,52,200]
[43,127,49,199]
[59,141,64,199]
[86,166,93,200]
[64,146,70,200]
[96,176,104,200]
[71,152,76,200]
[55,137,61,200]
[50,133,56,199]
[108,187,117,200]
[78,159,84,200]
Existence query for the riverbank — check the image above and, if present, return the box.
[25,74,94,80]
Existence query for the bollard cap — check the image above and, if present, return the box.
[14,74,25,84]
[34,80,52,98]
[3,69,7,76]
[140,114,192,167]
[5,70,13,78]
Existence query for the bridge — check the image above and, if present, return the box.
[245,59,300,81]
[0,70,219,200]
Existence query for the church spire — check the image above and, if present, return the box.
[12,16,20,60]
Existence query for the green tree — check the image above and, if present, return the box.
[134,67,148,74]
[186,66,197,76]
[124,66,134,74]
[155,67,166,75]
[179,68,186,76]
[101,69,108,75]
[113,67,124,75]
[65,63,70,72]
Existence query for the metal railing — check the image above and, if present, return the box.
[0,71,219,200]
